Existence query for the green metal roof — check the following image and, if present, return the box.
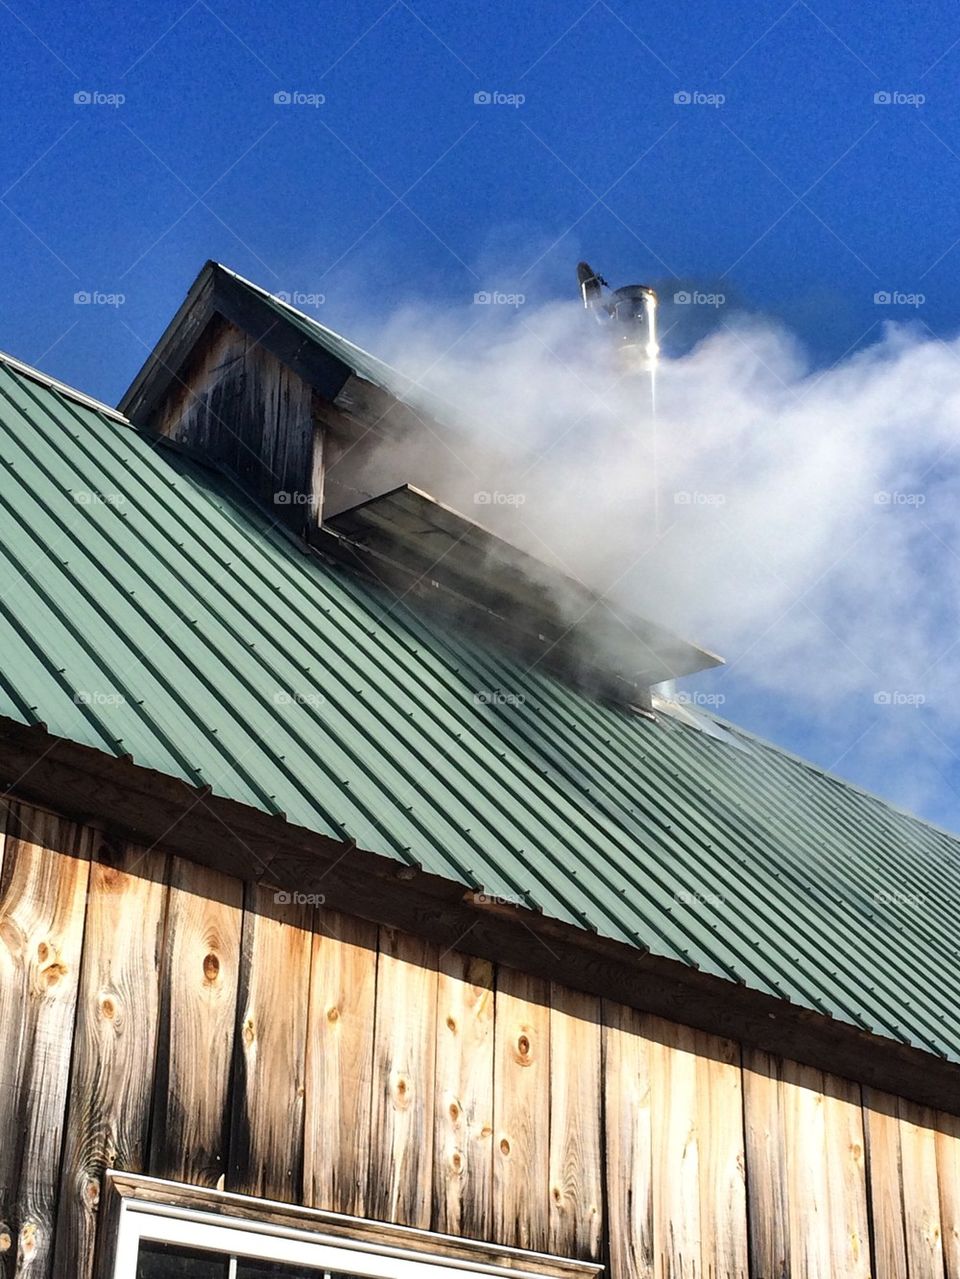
[1,349,960,1061]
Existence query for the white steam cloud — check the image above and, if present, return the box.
[340,293,960,826]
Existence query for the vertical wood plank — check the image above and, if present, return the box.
[743,1049,790,1279]
[368,928,438,1227]
[821,1074,870,1279]
[746,1053,868,1279]
[649,1018,701,1279]
[936,1111,960,1279]
[864,1088,910,1279]
[783,1060,832,1279]
[229,884,313,1202]
[898,1098,945,1279]
[695,1031,748,1279]
[549,985,602,1261]
[303,908,378,1215]
[433,952,495,1240]
[603,1001,654,1279]
[0,805,92,1279]
[52,841,167,1279]
[493,967,551,1251]
[150,857,242,1187]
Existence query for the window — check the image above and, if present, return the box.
[104,1174,603,1279]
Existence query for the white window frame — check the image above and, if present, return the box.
[104,1174,604,1279]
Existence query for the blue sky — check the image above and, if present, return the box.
[3,0,960,825]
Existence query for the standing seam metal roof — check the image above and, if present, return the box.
[0,351,958,1060]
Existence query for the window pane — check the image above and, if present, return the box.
[137,1241,230,1278]
[236,1263,344,1277]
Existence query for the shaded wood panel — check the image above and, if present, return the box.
[150,857,242,1187]
[303,908,378,1216]
[649,1018,703,1279]
[549,985,602,1262]
[647,1019,748,1279]
[603,1001,654,1279]
[745,1052,869,1279]
[433,952,495,1240]
[52,842,167,1279]
[151,317,321,534]
[229,884,313,1201]
[864,1089,945,1279]
[368,928,439,1227]
[0,805,92,1279]
[936,1110,960,1279]
[694,1030,748,1279]
[494,967,551,1252]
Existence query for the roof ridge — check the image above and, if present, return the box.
[0,347,129,424]
[686,700,960,846]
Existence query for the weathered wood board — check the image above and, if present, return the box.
[0,805,92,1279]
[549,985,602,1261]
[368,927,439,1227]
[493,966,551,1252]
[303,908,378,1215]
[747,1053,869,1279]
[150,857,242,1187]
[433,951,495,1240]
[52,841,167,1279]
[229,883,314,1201]
[604,1000,654,1279]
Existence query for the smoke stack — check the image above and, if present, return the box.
[576,260,659,371]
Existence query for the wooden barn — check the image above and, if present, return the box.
[0,260,959,1278]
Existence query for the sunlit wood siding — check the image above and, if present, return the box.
[0,799,958,1279]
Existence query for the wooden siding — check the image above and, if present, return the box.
[0,799,959,1279]
[149,314,322,534]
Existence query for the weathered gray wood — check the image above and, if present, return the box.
[368,927,438,1227]
[0,805,92,1279]
[150,315,321,534]
[549,985,602,1261]
[229,883,313,1201]
[53,842,167,1279]
[150,857,242,1186]
[603,1000,654,1279]
[493,967,551,1251]
[433,952,495,1239]
[304,908,378,1215]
